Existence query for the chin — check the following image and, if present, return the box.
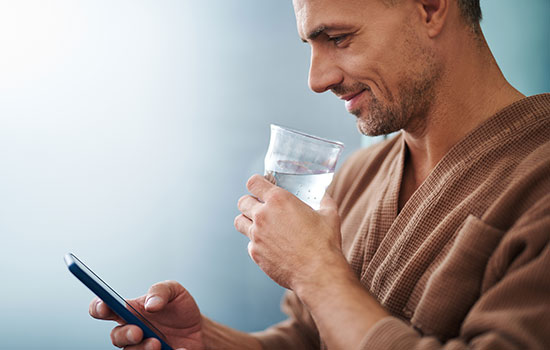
[356,119,385,137]
[355,113,400,137]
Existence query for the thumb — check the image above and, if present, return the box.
[145,280,184,312]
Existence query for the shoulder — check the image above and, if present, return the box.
[482,110,550,230]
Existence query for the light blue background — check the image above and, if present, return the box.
[0,1,548,349]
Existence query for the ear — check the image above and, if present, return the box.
[416,0,449,38]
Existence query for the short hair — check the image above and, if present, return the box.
[383,0,482,34]
[457,0,482,33]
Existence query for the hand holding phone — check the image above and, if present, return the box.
[65,253,203,350]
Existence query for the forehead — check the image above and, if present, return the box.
[293,0,371,38]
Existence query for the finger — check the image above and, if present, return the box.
[124,338,162,350]
[237,195,261,219]
[110,324,143,348]
[264,172,276,185]
[246,174,276,201]
[89,298,124,323]
[145,280,186,312]
[234,214,253,238]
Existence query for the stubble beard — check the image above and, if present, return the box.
[351,60,441,137]
[346,31,442,137]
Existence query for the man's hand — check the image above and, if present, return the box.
[89,280,203,350]
[234,174,346,291]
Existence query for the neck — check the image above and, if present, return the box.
[402,32,524,186]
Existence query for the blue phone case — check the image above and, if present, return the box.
[65,253,173,350]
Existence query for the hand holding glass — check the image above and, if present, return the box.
[264,124,344,210]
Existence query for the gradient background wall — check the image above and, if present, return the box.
[0,1,548,349]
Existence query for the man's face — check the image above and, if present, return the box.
[294,0,442,136]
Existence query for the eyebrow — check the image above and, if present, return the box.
[302,25,327,42]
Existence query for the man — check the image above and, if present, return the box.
[90,0,550,349]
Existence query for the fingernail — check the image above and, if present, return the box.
[145,339,157,350]
[126,328,137,343]
[145,296,161,309]
[95,299,102,315]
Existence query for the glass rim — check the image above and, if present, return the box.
[270,124,345,148]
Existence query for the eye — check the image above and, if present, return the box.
[328,34,349,46]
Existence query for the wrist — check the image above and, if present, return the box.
[201,316,262,350]
[291,254,390,350]
[293,250,356,305]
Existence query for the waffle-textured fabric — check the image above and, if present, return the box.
[255,94,550,349]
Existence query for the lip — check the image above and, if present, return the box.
[341,89,367,111]
[339,90,363,101]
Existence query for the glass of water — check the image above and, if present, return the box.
[264,124,344,210]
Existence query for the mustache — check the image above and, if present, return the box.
[330,82,371,96]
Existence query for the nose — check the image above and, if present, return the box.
[308,47,343,93]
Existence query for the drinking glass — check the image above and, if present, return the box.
[264,124,344,210]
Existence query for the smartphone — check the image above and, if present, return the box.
[64,253,173,350]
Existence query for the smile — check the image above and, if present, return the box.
[341,88,367,111]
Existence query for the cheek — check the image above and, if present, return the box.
[355,36,419,101]
[346,11,418,92]
[341,49,396,103]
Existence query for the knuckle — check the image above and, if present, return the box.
[159,280,185,300]
[253,210,266,226]
[151,280,165,288]
[156,280,175,290]
[165,279,180,287]
[249,225,259,242]
[150,279,171,292]
[247,242,258,261]
[148,280,174,301]
[268,188,286,204]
